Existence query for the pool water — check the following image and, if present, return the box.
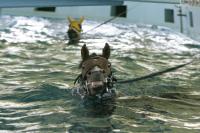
[0,15,200,133]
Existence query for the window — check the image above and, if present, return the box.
[111,5,127,18]
[165,9,174,23]
[189,11,194,27]
[35,7,56,12]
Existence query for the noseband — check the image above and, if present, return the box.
[81,56,111,79]
[73,56,116,99]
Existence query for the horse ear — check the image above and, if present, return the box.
[102,43,110,59]
[81,44,89,60]
[67,16,73,23]
[79,16,84,24]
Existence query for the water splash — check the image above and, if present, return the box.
[0,15,200,132]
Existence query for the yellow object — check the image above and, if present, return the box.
[68,16,84,33]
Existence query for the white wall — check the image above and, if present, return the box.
[125,2,180,31]
[2,7,59,18]
[1,6,111,21]
[1,2,200,41]
[183,5,200,40]
[56,6,111,21]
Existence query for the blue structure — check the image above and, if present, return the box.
[0,0,124,8]
[0,0,181,8]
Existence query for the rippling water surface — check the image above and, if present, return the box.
[0,15,200,133]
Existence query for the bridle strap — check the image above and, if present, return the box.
[74,74,82,85]
[81,56,111,79]
[74,72,116,96]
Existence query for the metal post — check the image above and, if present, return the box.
[179,6,183,33]
[177,5,186,33]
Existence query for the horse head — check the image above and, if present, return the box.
[68,16,84,33]
[67,16,84,44]
[78,43,116,98]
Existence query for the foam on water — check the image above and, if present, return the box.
[0,15,200,133]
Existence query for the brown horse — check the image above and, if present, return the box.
[73,43,117,101]
[67,17,84,44]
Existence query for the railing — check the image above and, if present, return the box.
[0,0,123,8]
[182,0,200,6]
[1,0,200,8]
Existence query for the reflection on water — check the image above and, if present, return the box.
[0,15,200,132]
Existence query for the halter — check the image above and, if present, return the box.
[73,56,117,99]
[68,17,83,33]
[67,17,84,44]
[68,24,81,34]
[81,56,111,79]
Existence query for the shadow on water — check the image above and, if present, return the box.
[0,84,70,131]
[0,84,117,132]
[0,84,71,102]
[69,100,116,133]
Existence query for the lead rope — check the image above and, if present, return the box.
[117,60,193,84]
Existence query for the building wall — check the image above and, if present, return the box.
[1,1,200,41]
[1,6,112,21]
[2,7,59,18]
[0,3,181,28]
[183,5,200,40]
[56,6,111,20]
[124,2,180,30]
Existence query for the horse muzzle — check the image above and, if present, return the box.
[86,68,107,95]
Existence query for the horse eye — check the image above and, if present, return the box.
[108,63,111,67]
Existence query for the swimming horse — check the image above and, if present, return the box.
[72,43,192,105]
[73,43,117,103]
[67,16,84,44]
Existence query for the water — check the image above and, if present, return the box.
[0,15,200,133]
